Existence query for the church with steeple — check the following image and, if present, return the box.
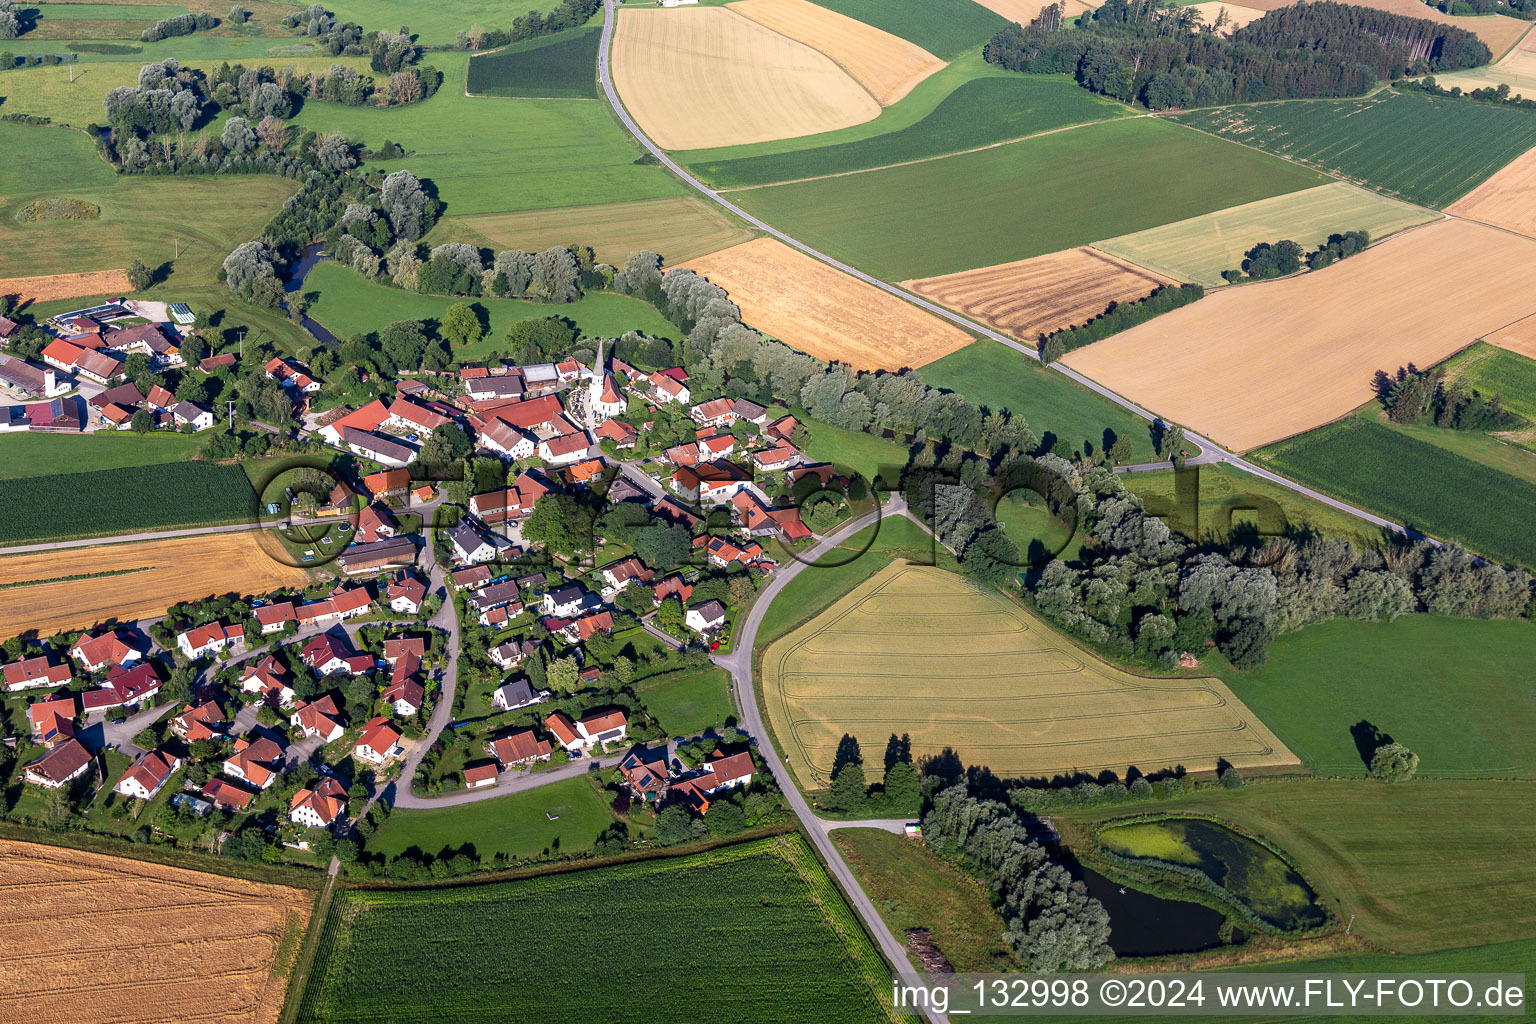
[587,339,626,424]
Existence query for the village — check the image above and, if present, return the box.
[0,300,867,865]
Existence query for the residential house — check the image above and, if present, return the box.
[169,700,224,743]
[69,631,140,673]
[685,599,727,635]
[544,711,583,753]
[79,663,161,712]
[302,632,371,676]
[689,397,737,429]
[490,677,546,712]
[385,395,451,435]
[224,734,285,790]
[202,778,255,812]
[698,749,756,793]
[749,443,802,473]
[464,374,525,403]
[145,385,176,411]
[22,738,92,789]
[652,576,695,607]
[576,708,628,749]
[176,620,244,660]
[382,674,424,717]
[239,656,295,707]
[649,371,690,406]
[386,571,428,614]
[488,638,539,671]
[479,394,563,432]
[559,610,613,645]
[541,584,596,619]
[296,584,374,626]
[451,565,493,591]
[447,521,501,564]
[488,727,552,766]
[594,417,638,449]
[3,654,71,692]
[538,431,592,466]
[290,695,345,743]
[27,695,77,746]
[42,339,124,384]
[290,777,347,830]
[355,504,399,543]
[706,536,763,569]
[600,556,653,594]
[469,472,548,524]
[264,357,320,392]
[618,746,670,800]
[363,468,411,502]
[172,401,214,431]
[652,496,702,529]
[341,426,416,467]
[254,601,297,634]
[463,762,500,789]
[764,415,798,442]
[673,462,753,504]
[354,716,403,765]
[732,399,768,426]
[564,458,604,486]
[467,581,522,626]
[477,418,536,460]
[111,323,180,364]
[88,381,144,421]
[115,749,181,801]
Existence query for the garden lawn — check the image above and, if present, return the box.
[297,836,893,1023]
[364,775,616,861]
[634,666,735,737]
[689,74,1129,187]
[465,23,601,99]
[734,117,1325,280]
[919,340,1157,461]
[1253,416,1536,568]
[810,0,1007,59]
[1218,615,1536,779]
[302,262,681,349]
[1061,780,1536,953]
[0,430,205,479]
[832,827,1016,972]
[1172,91,1536,208]
[288,52,684,217]
[798,416,912,484]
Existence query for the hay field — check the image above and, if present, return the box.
[1486,312,1536,360]
[431,196,755,266]
[969,0,1094,24]
[727,0,945,105]
[1094,182,1439,286]
[1449,142,1536,240]
[0,269,131,304]
[612,8,880,151]
[0,531,310,638]
[761,562,1297,787]
[901,246,1171,344]
[683,238,971,370]
[1186,1,1269,32]
[0,839,312,1024]
[1061,219,1536,452]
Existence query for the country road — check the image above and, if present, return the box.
[594,0,1427,545]
[0,521,264,554]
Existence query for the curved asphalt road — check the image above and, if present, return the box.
[595,0,1425,543]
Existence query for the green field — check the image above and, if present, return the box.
[365,775,617,861]
[1094,182,1439,287]
[465,24,600,99]
[634,665,735,737]
[1380,412,1536,485]
[28,3,190,19]
[1219,615,1536,779]
[993,497,1088,565]
[1063,780,1536,953]
[811,0,1006,59]
[1443,341,1536,423]
[688,75,1129,188]
[329,0,563,46]
[919,341,1157,461]
[289,51,683,218]
[1171,91,1536,208]
[0,122,116,197]
[734,117,1326,279]
[303,262,681,351]
[0,431,206,479]
[0,462,258,543]
[1253,416,1536,567]
[798,416,913,484]
[298,836,894,1023]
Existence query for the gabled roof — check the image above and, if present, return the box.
[594,418,638,443]
[254,602,296,627]
[574,610,614,641]
[356,716,401,753]
[464,761,500,786]
[382,675,424,709]
[363,468,412,496]
[490,727,552,764]
[331,399,392,434]
[485,394,563,431]
[71,631,134,667]
[172,400,208,423]
[291,777,347,826]
[4,654,70,689]
[545,711,579,746]
[540,432,590,458]
[202,778,255,810]
[342,426,415,463]
[387,571,427,605]
[120,749,179,795]
[653,576,694,604]
[579,708,627,735]
[689,599,727,623]
[25,738,91,784]
[691,397,735,421]
[388,395,451,431]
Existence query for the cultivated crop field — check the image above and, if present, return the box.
[0,269,132,305]
[612,8,879,151]
[464,24,601,99]
[727,0,945,106]
[689,73,1129,188]
[430,196,754,266]
[0,839,312,1024]
[1061,219,1536,452]
[682,238,972,370]
[298,836,896,1023]
[762,562,1297,787]
[902,246,1171,344]
[0,430,205,479]
[1448,140,1536,240]
[0,531,309,638]
[811,0,1007,60]
[733,116,1325,280]
[1171,91,1536,208]
[1441,342,1536,422]
[0,461,258,545]
[1093,182,1438,286]
[1252,416,1536,567]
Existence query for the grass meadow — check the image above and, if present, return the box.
[365,775,616,862]
[797,416,913,483]
[690,74,1129,187]
[1219,615,1536,779]
[1443,341,1536,422]
[733,117,1326,279]
[633,665,735,737]
[1062,780,1536,953]
[328,0,562,46]
[1254,416,1536,567]
[465,23,601,99]
[918,340,1158,461]
[298,836,894,1023]
[0,431,205,479]
[1171,91,1536,208]
[302,262,681,349]
[810,0,1006,59]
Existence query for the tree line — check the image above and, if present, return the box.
[1040,283,1203,362]
[1374,362,1523,432]
[1222,229,1368,282]
[984,0,1491,109]
[141,12,217,43]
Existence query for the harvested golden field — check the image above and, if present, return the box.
[969,0,1094,23]
[1094,182,1439,287]
[901,246,1170,345]
[0,269,130,305]
[1061,219,1536,451]
[683,238,971,370]
[727,0,946,105]
[0,531,310,638]
[612,7,880,150]
[762,563,1297,787]
[1486,312,1536,360]
[1186,1,1270,32]
[433,196,756,265]
[1449,142,1536,239]
[0,839,312,1024]
[1435,27,1536,92]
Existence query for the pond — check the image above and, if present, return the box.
[1077,865,1228,957]
[1098,818,1327,930]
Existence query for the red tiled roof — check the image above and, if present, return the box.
[490,728,553,764]
[545,711,579,746]
[464,762,499,785]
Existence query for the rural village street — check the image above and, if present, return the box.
[594,0,1428,546]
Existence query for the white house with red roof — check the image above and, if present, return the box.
[290,777,347,830]
[290,695,346,743]
[386,571,428,614]
[264,357,320,392]
[176,620,244,660]
[649,371,690,406]
[302,632,371,676]
[3,654,71,692]
[318,398,391,446]
[224,734,285,789]
[23,738,92,789]
[538,431,593,466]
[240,656,295,707]
[689,397,737,429]
[254,601,297,634]
[463,762,500,789]
[28,695,76,747]
[69,631,140,673]
[469,471,548,524]
[354,716,403,764]
[170,700,224,743]
[384,395,451,435]
[116,749,182,800]
[80,662,161,713]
